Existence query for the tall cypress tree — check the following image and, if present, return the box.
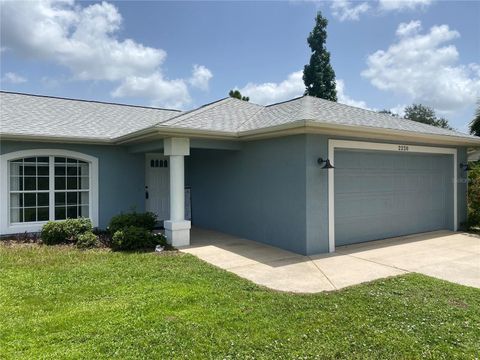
[303,12,337,101]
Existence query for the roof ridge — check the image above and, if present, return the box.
[0,90,182,112]
[234,104,267,131]
[265,95,306,108]
[237,97,307,131]
[158,98,233,127]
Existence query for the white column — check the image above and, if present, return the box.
[163,138,191,247]
[169,155,185,221]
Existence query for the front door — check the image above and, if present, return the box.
[145,154,170,222]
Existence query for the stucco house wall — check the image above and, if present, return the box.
[0,135,470,255]
[186,135,308,254]
[305,134,468,254]
[0,141,145,229]
[186,134,468,255]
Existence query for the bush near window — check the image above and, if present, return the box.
[111,226,158,251]
[467,161,480,228]
[41,221,68,245]
[76,232,99,249]
[64,218,93,238]
[107,212,157,235]
[41,218,93,245]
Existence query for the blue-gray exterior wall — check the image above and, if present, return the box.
[0,141,145,229]
[1,136,469,255]
[186,135,308,254]
[305,134,468,254]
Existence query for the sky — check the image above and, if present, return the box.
[1,0,479,132]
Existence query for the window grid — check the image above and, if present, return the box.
[9,156,90,224]
[53,157,90,221]
[9,157,50,223]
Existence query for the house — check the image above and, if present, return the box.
[1,91,479,255]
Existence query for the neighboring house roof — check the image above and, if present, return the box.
[0,91,181,141]
[1,91,480,145]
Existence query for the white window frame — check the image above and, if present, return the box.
[328,139,458,253]
[0,149,99,235]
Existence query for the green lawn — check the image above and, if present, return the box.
[1,245,479,359]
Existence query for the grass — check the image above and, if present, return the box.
[1,244,479,359]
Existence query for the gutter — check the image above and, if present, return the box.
[236,120,480,146]
[114,126,239,144]
[0,133,114,145]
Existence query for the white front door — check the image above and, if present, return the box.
[145,154,170,222]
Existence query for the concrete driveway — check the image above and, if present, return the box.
[181,228,480,293]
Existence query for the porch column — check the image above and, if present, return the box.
[164,137,191,247]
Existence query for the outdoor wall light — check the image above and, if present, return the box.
[318,158,335,169]
[459,163,471,172]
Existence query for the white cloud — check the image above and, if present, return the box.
[327,0,432,21]
[239,71,305,105]
[238,71,370,110]
[0,0,211,108]
[331,0,370,21]
[189,64,213,91]
[0,0,164,81]
[379,0,432,11]
[361,21,480,112]
[1,72,27,84]
[395,20,421,37]
[389,104,406,117]
[111,72,190,109]
[336,79,372,110]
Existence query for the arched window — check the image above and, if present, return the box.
[1,150,98,234]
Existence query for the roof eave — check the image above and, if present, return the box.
[0,133,113,144]
[238,120,480,146]
[114,126,239,145]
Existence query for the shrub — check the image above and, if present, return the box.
[41,218,93,245]
[153,232,168,247]
[111,226,157,251]
[41,221,68,245]
[467,161,480,228]
[64,218,93,239]
[76,232,99,249]
[108,212,157,235]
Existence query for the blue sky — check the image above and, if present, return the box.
[1,0,479,131]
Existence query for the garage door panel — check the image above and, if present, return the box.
[334,149,453,246]
[336,215,396,244]
[336,193,394,218]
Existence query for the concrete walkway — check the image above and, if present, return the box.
[181,228,480,293]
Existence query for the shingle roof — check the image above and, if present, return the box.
[0,91,180,140]
[158,98,264,133]
[239,96,474,139]
[158,95,477,141]
[1,91,478,143]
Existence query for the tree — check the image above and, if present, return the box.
[404,104,453,130]
[303,11,337,101]
[470,104,480,136]
[378,109,399,117]
[229,90,249,102]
